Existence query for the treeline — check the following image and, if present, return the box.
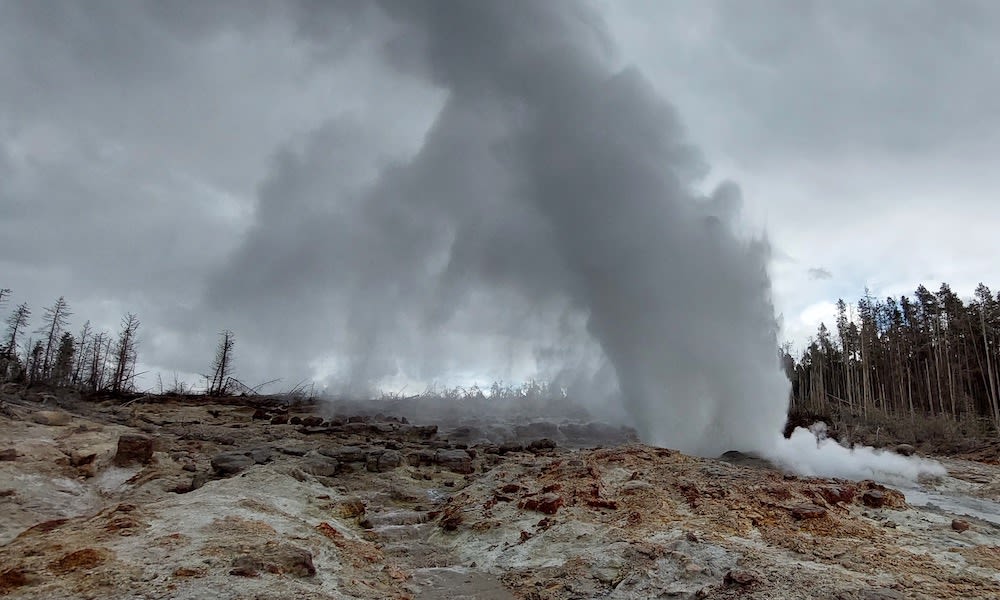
[0,288,244,397]
[0,288,141,393]
[783,283,1000,430]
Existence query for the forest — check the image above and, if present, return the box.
[782,283,1000,436]
[0,289,141,394]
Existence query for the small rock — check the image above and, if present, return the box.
[270,414,289,425]
[252,409,269,421]
[499,441,524,454]
[407,449,436,467]
[723,570,758,587]
[301,457,339,477]
[684,562,705,575]
[790,504,827,520]
[519,493,563,515]
[818,485,856,505]
[70,450,99,467]
[248,447,274,465]
[862,490,887,508]
[229,555,263,577]
[366,449,402,472]
[114,434,154,466]
[300,416,324,427]
[275,441,310,456]
[31,410,71,426]
[377,449,403,471]
[952,519,970,532]
[621,480,654,493]
[592,566,618,583]
[0,448,18,461]
[187,472,211,492]
[289,416,302,425]
[894,444,916,457]
[344,422,369,434]
[269,544,316,577]
[211,452,254,476]
[435,449,473,474]
[320,445,366,463]
[528,438,557,451]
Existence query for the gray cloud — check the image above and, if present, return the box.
[808,267,833,280]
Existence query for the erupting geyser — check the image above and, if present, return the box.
[215,1,942,481]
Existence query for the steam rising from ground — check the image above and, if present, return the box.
[773,425,946,484]
[213,1,942,480]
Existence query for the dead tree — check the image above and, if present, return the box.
[208,330,235,396]
[111,313,140,394]
[72,321,92,385]
[86,331,110,392]
[2,302,31,381]
[36,297,71,382]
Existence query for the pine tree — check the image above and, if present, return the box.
[28,340,44,384]
[52,331,76,386]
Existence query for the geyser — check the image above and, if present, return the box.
[213,1,942,480]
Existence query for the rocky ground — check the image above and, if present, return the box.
[1,386,999,599]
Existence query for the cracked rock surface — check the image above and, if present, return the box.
[1,391,999,599]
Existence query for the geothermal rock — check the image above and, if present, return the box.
[366,450,403,472]
[31,411,71,426]
[300,416,324,428]
[114,434,154,466]
[319,445,365,463]
[519,493,564,515]
[862,490,887,508]
[435,449,474,474]
[789,504,827,520]
[528,438,557,451]
[211,451,254,476]
[301,456,339,477]
[894,444,916,457]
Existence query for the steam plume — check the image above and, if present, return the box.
[212,1,942,479]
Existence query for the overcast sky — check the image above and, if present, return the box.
[3,0,999,393]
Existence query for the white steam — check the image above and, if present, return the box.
[210,1,944,483]
[765,424,946,483]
